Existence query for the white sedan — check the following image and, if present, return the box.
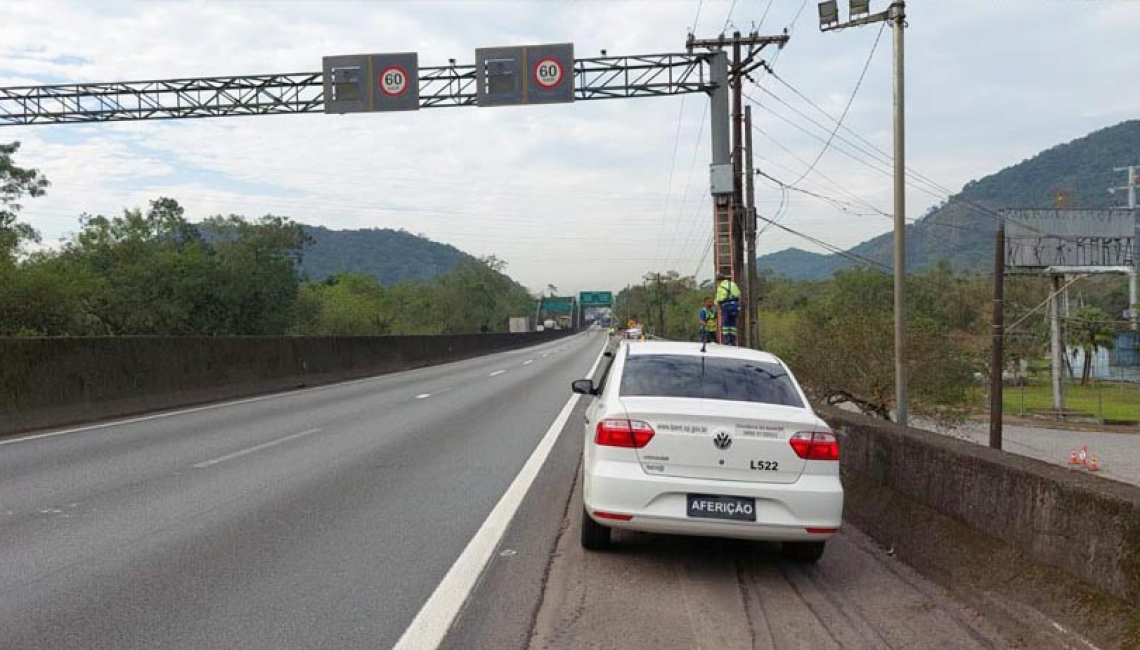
[571,341,843,562]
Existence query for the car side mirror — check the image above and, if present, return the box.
[571,379,596,395]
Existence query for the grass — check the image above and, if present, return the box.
[1000,376,1140,422]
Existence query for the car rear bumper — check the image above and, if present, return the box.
[583,459,843,542]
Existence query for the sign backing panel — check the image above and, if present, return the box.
[370,52,420,112]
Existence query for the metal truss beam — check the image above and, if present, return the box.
[0,52,714,126]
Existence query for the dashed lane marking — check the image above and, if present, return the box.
[193,428,322,469]
[391,340,608,650]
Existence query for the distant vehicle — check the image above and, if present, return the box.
[543,319,556,330]
[570,342,843,562]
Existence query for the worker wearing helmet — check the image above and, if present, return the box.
[715,273,741,345]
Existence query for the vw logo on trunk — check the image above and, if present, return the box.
[713,431,732,450]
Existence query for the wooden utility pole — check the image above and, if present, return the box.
[989,216,1004,449]
[732,34,746,346]
[744,105,759,349]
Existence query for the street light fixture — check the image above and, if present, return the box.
[850,0,871,18]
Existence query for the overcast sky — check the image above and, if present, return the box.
[3,0,1139,294]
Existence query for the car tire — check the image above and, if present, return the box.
[580,507,612,551]
[783,541,826,563]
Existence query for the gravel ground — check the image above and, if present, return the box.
[918,417,1140,487]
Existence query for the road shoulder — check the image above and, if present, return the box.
[438,393,587,650]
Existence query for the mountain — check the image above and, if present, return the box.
[754,247,852,279]
[756,120,1140,280]
[299,225,475,284]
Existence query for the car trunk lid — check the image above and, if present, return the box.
[619,396,821,484]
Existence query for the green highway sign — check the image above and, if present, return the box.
[540,297,575,314]
[579,291,613,307]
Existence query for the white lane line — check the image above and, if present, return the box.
[522,360,534,366]
[192,428,322,469]
[488,370,506,377]
[415,394,432,399]
[392,341,607,650]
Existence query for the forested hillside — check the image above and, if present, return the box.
[299,225,473,284]
[757,120,1140,280]
[0,142,534,337]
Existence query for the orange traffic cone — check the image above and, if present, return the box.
[1069,450,1079,467]
[1089,455,1099,472]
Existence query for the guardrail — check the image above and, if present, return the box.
[821,405,1140,603]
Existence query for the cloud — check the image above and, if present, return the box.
[2,0,1139,293]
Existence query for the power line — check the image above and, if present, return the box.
[752,83,948,198]
[756,71,1053,238]
[754,211,893,275]
[767,70,956,198]
[790,20,886,186]
[662,97,710,271]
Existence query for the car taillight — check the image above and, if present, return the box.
[595,418,655,448]
[789,431,839,461]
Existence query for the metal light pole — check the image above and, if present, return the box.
[820,0,908,424]
[889,2,907,425]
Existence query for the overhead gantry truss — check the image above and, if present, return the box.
[0,52,715,125]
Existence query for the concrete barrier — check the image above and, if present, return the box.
[0,331,575,436]
[820,406,1140,603]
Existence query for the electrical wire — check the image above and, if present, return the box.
[754,72,1054,238]
[789,20,886,186]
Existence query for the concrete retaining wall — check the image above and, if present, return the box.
[820,406,1140,602]
[0,331,574,435]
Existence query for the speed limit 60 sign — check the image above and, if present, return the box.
[370,52,419,112]
[525,43,574,105]
[475,43,574,107]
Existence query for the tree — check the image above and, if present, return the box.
[62,199,216,334]
[200,214,311,334]
[1068,305,1115,386]
[769,269,975,420]
[0,141,49,264]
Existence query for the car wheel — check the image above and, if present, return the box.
[783,541,826,563]
[580,507,612,551]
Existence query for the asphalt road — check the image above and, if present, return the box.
[3,331,1111,650]
[0,331,605,650]
[922,417,1140,487]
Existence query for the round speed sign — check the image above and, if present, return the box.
[378,66,410,96]
[532,57,564,89]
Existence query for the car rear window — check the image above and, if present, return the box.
[619,354,804,407]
